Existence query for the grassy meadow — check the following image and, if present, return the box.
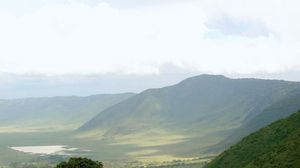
[0,130,215,168]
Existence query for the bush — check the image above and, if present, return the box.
[55,157,103,168]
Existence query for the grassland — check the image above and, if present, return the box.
[0,130,216,168]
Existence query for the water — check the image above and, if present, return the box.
[10,145,78,155]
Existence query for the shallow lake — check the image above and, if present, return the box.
[10,145,78,155]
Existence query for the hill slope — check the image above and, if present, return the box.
[78,75,300,157]
[209,87,300,152]
[0,93,134,131]
[205,110,300,168]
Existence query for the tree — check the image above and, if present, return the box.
[55,157,103,168]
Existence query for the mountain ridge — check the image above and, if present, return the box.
[77,75,300,157]
[0,93,135,131]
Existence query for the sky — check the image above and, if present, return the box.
[0,0,300,98]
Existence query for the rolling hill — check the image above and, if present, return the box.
[0,93,134,131]
[77,75,300,158]
[205,110,300,168]
[208,87,300,153]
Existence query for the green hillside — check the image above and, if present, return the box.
[78,75,300,159]
[1,75,300,167]
[210,88,300,152]
[205,110,300,168]
[0,93,134,131]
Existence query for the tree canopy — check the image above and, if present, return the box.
[55,157,103,168]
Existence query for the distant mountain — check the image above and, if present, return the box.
[78,75,300,156]
[205,110,300,168]
[0,93,134,131]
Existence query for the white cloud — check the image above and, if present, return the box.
[204,15,270,38]
[0,0,299,75]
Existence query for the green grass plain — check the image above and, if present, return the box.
[0,130,214,168]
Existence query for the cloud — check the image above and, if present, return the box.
[0,0,299,76]
[0,67,196,99]
[204,15,270,38]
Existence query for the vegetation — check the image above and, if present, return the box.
[1,75,300,167]
[205,110,300,168]
[0,93,134,131]
[56,158,103,168]
[213,87,300,152]
[79,75,300,156]
[8,155,65,168]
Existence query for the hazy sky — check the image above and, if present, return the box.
[0,0,300,98]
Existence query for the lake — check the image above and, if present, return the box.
[10,145,78,155]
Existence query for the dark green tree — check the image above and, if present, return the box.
[55,157,103,168]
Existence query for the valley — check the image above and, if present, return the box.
[0,131,212,167]
[1,1,299,167]
[1,75,300,168]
